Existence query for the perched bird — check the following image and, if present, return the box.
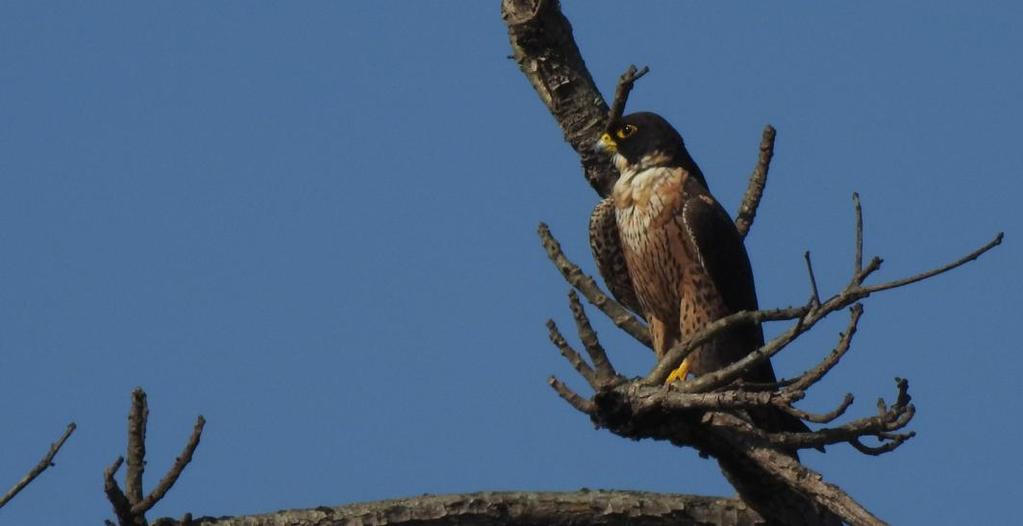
[590,112,806,435]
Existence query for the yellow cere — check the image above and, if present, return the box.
[599,132,618,152]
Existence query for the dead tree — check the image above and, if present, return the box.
[96,3,999,525]
[502,0,1001,525]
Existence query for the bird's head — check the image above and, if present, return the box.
[597,112,697,174]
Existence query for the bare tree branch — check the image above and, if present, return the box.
[605,64,649,131]
[546,319,598,387]
[646,305,809,386]
[126,387,148,506]
[104,457,133,526]
[503,0,617,196]
[778,393,854,424]
[786,304,864,393]
[133,416,206,514]
[860,232,1003,294]
[567,290,618,382]
[804,251,821,306]
[735,125,775,239]
[656,226,1001,396]
[178,490,765,526]
[0,422,76,509]
[106,389,205,526]
[539,223,651,348]
[853,192,864,276]
[548,376,595,414]
[706,413,884,526]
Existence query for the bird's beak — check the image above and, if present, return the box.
[595,132,617,154]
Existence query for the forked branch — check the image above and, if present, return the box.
[606,64,649,132]
[105,388,205,526]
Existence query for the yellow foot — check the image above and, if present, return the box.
[665,358,691,384]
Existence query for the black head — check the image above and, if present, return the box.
[597,112,703,179]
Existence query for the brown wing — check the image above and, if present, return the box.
[683,192,814,439]
[681,192,771,381]
[589,197,643,315]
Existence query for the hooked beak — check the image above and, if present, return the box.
[595,132,617,154]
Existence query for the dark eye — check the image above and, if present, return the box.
[616,124,637,139]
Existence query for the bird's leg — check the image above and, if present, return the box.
[666,358,691,384]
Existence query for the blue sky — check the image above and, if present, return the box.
[1,2,1019,524]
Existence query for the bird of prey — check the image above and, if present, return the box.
[590,112,805,434]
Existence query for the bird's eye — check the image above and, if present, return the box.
[616,124,638,139]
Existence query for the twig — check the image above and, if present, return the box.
[765,379,914,452]
[786,304,864,393]
[133,416,206,514]
[606,65,650,131]
[804,251,821,306]
[852,193,864,277]
[850,435,914,456]
[672,226,1000,395]
[548,376,595,414]
[0,422,76,508]
[779,393,854,424]
[567,291,617,382]
[546,319,597,387]
[538,223,651,348]
[735,125,775,239]
[861,232,1003,294]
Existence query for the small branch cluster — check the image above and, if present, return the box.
[539,149,1001,524]
[104,388,204,526]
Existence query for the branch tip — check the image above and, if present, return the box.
[606,64,650,130]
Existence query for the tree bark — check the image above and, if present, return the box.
[178,491,765,526]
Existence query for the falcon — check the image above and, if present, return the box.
[591,112,805,434]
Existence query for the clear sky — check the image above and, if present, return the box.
[1,2,1020,524]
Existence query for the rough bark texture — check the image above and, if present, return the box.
[503,0,617,197]
[175,491,765,526]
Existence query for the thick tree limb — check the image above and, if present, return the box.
[0,422,76,509]
[706,413,882,526]
[503,0,617,196]
[176,490,765,526]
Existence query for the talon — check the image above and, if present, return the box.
[666,358,690,384]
